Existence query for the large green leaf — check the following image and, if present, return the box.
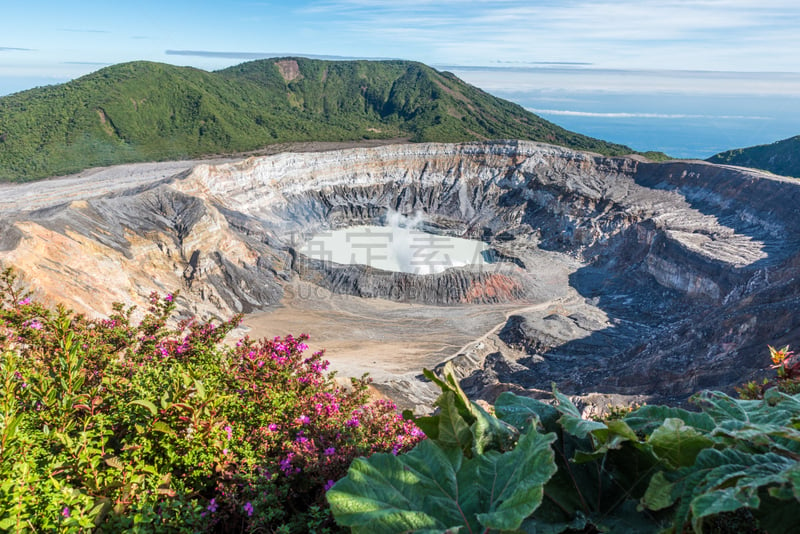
[419,366,517,456]
[647,418,714,469]
[431,391,474,453]
[494,392,558,433]
[472,430,558,530]
[692,389,800,427]
[423,364,473,424]
[572,419,646,463]
[646,447,799,531]
[641,471,676,511]
[550,386,581,419]
[327,439,465,533]
[328,428,558,533]
[625,405,715,436]
[470,400,518,455]
[557,414,606,441]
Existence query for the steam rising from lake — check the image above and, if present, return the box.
[299,211,491,274]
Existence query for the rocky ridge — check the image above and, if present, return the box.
[2,140,799,408]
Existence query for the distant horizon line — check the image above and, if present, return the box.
[2,55,800,98]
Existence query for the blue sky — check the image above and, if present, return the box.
[1,0,799,94]
[1,1,799,156]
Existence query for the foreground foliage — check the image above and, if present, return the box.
[0,268,422,532]
[329,363,800,533]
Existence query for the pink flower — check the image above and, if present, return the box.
[165,294,173,303]
[224,425,233,440]
[207,498,217,513]
[280,454,300,475]
[62,507,70,518]
[243,501,254,517]
[409,426,426,438]
[267,423,278,432]
[296,415,310,425]
[23,319,42,330]
[346,416,360,428]
[324,480,335,491]
[19,297,31,306]
[324,447,336,456]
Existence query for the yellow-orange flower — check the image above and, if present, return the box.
[769,345,793,365]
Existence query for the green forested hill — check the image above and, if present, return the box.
[0,58,634,181]
[707,135,800,178]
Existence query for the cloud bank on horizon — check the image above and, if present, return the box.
[0,0,798,95]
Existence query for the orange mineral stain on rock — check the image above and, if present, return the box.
[462,274,523,304]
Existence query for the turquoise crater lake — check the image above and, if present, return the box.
[298,225,492,275]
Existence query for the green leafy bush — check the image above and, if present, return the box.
[0,268,422,532]
[329,363,800,533]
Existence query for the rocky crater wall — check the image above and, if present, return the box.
[2,140,800,404]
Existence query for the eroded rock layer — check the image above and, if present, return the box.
[2,141,799,406]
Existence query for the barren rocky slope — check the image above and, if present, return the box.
[2,140,798,409]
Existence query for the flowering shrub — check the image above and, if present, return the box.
[737,344,800,399]
[0,268,422,532]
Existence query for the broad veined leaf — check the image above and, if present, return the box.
[641,471,676,511]
[691,390,753,423]
[469,400,518,455]
[573,419,643,462]
[711,422,800,455]
[551,385,581,419]
[549,385,607,440]
[327,439,464,533]
[647,418,714,468]
[495,391,558,433]
[471,429,558,531]
[558,414,607,441]
[652,447,798,530]
[433,391,474,453]
[762,387,800,412]
[420,367,518,456]
[625,405,715,436]
[423,364,473,423]
[328,428,558,534]
[692,451,797,515]
[691,390,800,427]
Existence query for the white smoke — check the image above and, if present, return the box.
[300,211,488,275]
[385,210,425,273]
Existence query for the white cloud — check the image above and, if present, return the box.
[527,108,769,120]
[303,0,800,71]
[450,67,800,96]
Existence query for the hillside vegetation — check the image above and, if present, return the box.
[0,58,633,181]
[707,135,800,178]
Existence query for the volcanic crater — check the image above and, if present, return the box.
[2,140,799,410]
